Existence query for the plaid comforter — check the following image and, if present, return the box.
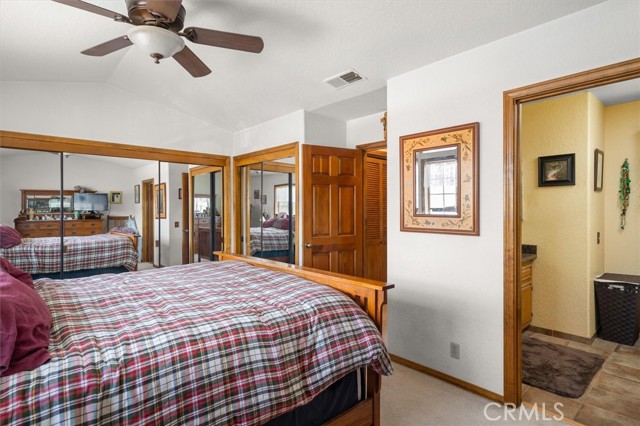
[0,261,392,425]
[250,227,292,254]
[0,233,137,274]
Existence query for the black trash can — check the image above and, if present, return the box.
[594,273,640,346]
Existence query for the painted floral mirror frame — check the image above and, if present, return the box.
[400,122,479,235]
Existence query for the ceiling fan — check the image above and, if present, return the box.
[52,0,264,77]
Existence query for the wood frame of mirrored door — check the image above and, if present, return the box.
[0,130,232,263]
[232,142,299,263]
[503,58,640,404]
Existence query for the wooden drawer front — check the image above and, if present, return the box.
[39,222,59,230]
[16,222,38,231]
[66,221,82,228]
[521,264,532,285]
[85,221,101,229]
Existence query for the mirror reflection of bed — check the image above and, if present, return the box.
[0,148,230,277]
[242,157,296,264]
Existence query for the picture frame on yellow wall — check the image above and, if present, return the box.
[538,153,575,187]
[594,149,604,192]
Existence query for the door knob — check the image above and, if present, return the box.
[305,243,312,248]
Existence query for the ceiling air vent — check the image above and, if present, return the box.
[324,69,366,89]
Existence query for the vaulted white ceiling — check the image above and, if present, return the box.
[0,0,606,132]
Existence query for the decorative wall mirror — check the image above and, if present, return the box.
[400,122,479,235]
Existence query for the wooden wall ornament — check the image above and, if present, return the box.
[400,122,479,235]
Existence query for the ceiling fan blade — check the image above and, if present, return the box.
[51,0,131,23]
[81,36,133,56]
[182,27,264,53]
[173,46,212,78]
[147,0,182,22]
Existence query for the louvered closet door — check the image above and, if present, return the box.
[364,156,387,281]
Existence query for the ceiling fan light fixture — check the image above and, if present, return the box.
[127,26,185,63]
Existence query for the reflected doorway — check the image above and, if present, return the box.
[189,166,223,262]
[141,178,155,264]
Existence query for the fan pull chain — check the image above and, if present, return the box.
[618,158,630,229]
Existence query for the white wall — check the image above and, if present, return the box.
[304,112,347,148]
[603,101,640,274]
[387,1,639,395]
[164,163,188,267]
[233,110,305,156]
[0,81,233,155]
[346,111,386,148]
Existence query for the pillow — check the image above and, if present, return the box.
[110,226,137,235]
[0,258,34,289]
[262,217,276,228]
[0,271,52,376]
[0,225,22,249]
[273,217,290,230]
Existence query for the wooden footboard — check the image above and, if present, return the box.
[215,252,393,426]
[109,231,139,271]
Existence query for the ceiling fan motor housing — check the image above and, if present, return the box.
[126,0,186,31]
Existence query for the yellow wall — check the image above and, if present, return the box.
[603,101,640,274]
[586,94,605,336]
[522,92,604,338]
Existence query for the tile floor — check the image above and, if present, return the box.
[522,331,640,426]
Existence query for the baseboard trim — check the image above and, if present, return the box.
[527,326,596,345]
[390,354,504,403]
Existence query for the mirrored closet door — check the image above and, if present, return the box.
[233,143,298,265]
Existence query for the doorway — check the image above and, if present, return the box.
[141,178,155,264]
[503,58,640,405]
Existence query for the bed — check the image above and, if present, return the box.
[0,253,392,425]
[0,232,138,279]
[250,227,293,261]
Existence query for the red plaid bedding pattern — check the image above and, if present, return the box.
[0,233,137,274]
[250,227,292,254]
[0,261,392,425]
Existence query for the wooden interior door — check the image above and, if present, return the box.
[302,145,363,276]
[364,156,387,281]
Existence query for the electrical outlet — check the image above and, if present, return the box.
[174,221,179,228]
[450,342,460,360]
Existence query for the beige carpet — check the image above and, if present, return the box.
[381,363,572,425]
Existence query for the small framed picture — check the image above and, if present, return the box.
[254,190,260,200]
[134,185,140,204]
[538,154,575,187]
[594,149,604,192]
[110,191,123,204]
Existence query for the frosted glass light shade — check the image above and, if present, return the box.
[127,26,185,60]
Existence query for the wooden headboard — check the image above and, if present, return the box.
[107,215,129,229]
